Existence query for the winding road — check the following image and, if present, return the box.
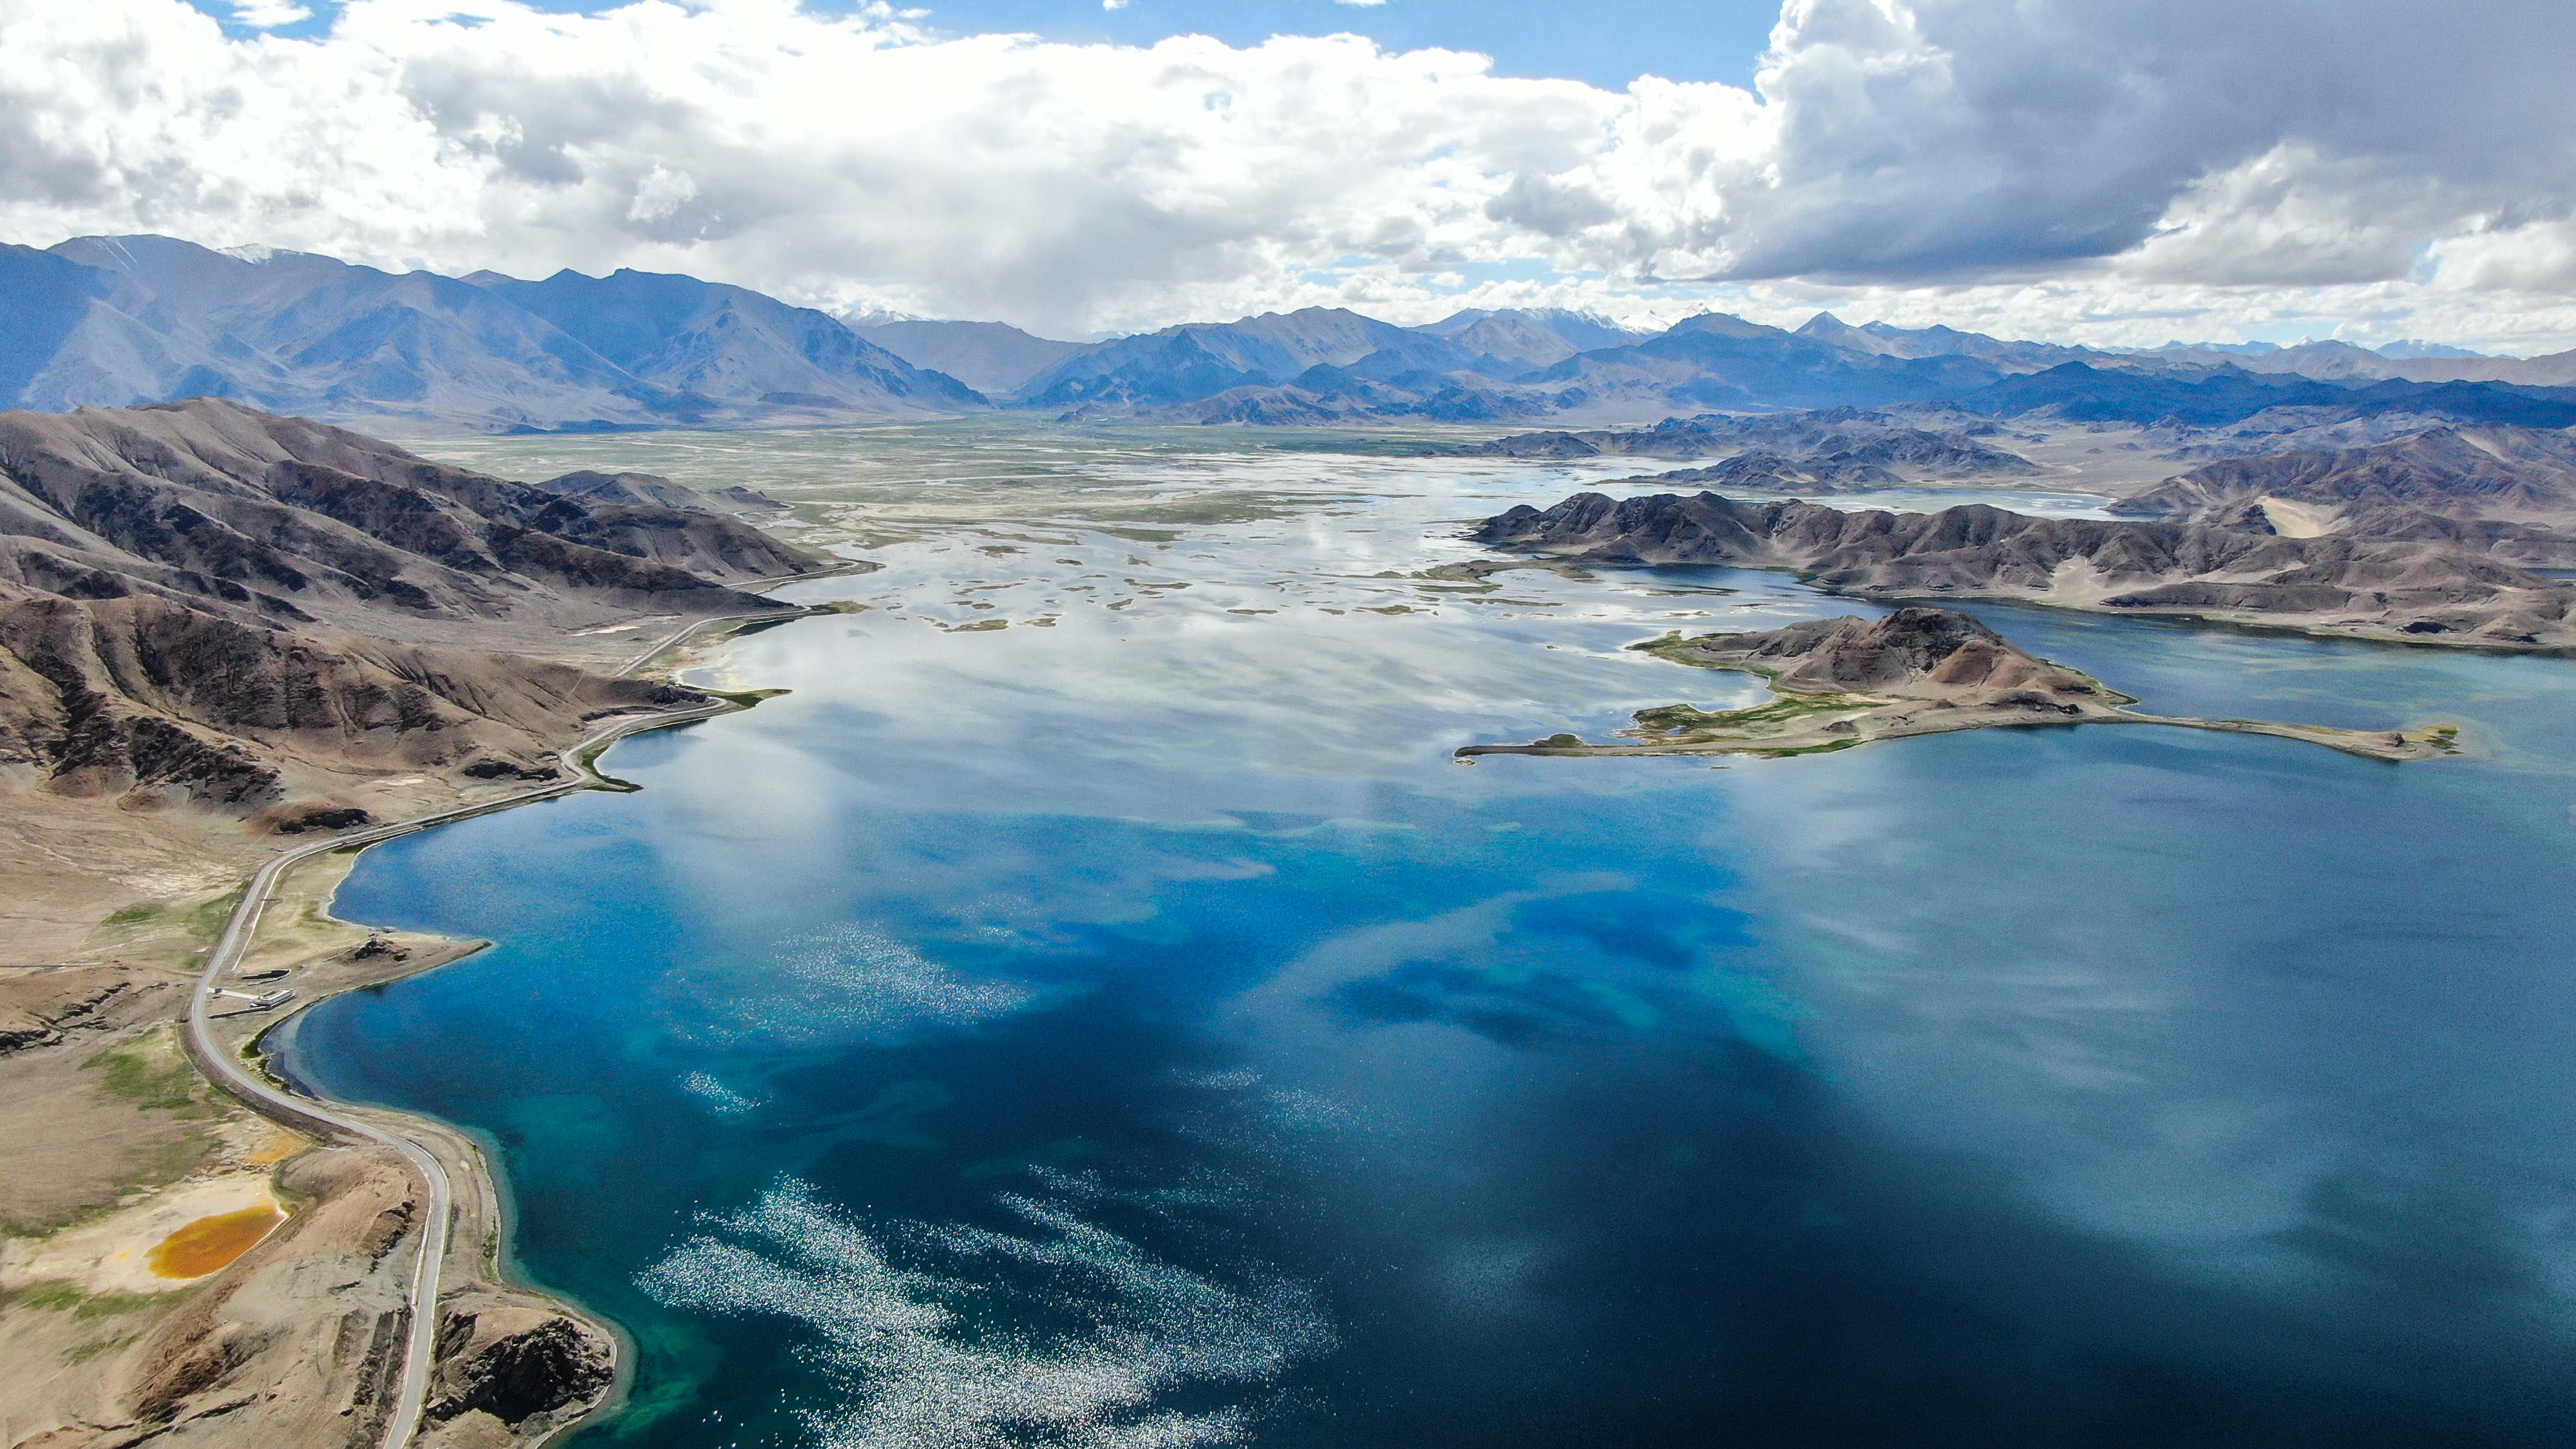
[180,603,798,1449]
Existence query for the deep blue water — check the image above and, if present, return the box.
[287,491,2576,1448]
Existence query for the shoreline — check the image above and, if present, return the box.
[178,578,853,1449]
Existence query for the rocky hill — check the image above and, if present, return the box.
[1448,408,2041,486]
[0,397,821,642]
[0,592,702,828]
[1668,607,2104,700]
[1471,490,2576,648]
[532,469,791,522]
[2111,426,2576,526]
[0,399,833,832]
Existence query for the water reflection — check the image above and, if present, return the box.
[289,423,2576,1447]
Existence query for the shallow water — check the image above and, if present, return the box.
[291,421,2576,1447]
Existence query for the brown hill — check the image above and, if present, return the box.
[1450,408,2040,481]
[0,593,703,826]
[1674,608,2101,701]
[2114,426,2576,527]
[0,397,826,645]
[1472,491,2576,648]
[0,399,834,842]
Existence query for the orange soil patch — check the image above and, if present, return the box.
[243,1133,303,1168]
[147,1204,285,1279]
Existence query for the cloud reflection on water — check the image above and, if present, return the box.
[639,1179,1334,1449]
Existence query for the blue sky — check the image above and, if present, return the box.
[891,0,1781,90]
[190,0,1783,91]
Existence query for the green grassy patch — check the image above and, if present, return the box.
[1626,631,1781,676]
[12,1282,169,1323]
[571,740,644,793]
[82,1030,202,1113]
[16,1281,86,1312]
[63,1330,144,1365]
[1749,739,1865,757]
[101,904,157,927]
[1628,692,1880,744]
[180,889,246,944]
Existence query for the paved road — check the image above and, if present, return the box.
[180,603,789,1449]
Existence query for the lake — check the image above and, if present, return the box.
[287,421,2576,1447]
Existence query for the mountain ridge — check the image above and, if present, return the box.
[1471,489,2576,649]
[9,236,985,434]
[0,397,835,828]
[12,232,2575,433]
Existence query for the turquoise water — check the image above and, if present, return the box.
[289,427,2576,1446]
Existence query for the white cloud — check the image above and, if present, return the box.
[0,0,2570,348]
[624,163,698,225]
[227,0,312,24]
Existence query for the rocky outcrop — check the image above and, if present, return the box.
[0,969,175,1055]
[1471,491,2576,648]
[1676,608,2103,702]
[429,1305,616,1433]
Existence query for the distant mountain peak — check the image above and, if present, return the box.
[2376,338,2492,361]
[1668,311,1787,339]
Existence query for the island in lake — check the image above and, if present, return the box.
[1460,607,2458,762]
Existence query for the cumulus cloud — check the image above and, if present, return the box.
[0,0,2570,345]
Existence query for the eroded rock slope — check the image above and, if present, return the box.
[1473,491,2576,647]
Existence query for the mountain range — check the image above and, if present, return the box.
[11,234,2576,433]
[1,236,978,434]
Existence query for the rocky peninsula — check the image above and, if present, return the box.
[1459,607,2455,762]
